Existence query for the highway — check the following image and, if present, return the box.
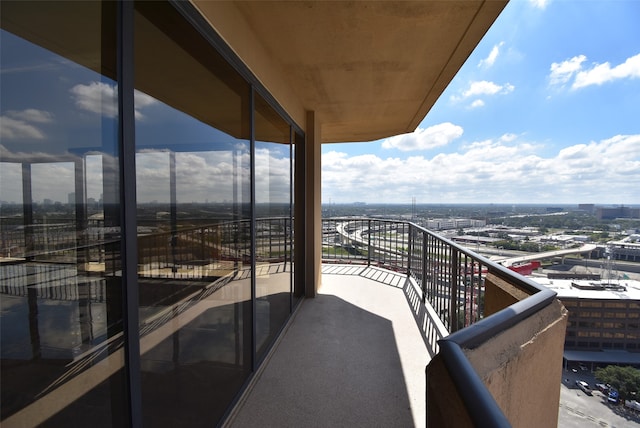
[495,244,597,267]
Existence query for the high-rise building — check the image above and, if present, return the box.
[597,206,640,220]
[1,2,567,427]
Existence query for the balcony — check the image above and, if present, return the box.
[226,218,568,427]
[0,217,567,427]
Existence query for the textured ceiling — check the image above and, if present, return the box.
[197,1,509,142]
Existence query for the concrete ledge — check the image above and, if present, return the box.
[465,299,568,428]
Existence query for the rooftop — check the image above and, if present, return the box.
[533,277,640,301]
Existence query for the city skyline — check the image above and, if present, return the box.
[322,0,640,205]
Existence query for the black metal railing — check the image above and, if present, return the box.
[322,217,557,427]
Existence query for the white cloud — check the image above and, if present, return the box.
[134,91,157,117]
[549,53,640,90]
[0,116,45,140]
[529,0,550,10]
[464,81,505,97]
[255,147,292,203]
[500,133,518,143]
[70,82,156,119]
[549,55,586,87]
[451,80,514,108]
[0,109,54,140]
[381,122,463,152]
[573,53,640,89]
[478,42,504,68]
[0,145,88,203]
[31,162,75,203]
[323,134,640,204]
[0,160,22,203]
[134,148,291,204]
[6,109,53,123]
[71,82,118,117]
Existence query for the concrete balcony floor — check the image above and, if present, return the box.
[226,265,431,428]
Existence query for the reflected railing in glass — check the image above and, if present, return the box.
[136,217,291,279]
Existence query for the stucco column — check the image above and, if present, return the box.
[305,110,322,297]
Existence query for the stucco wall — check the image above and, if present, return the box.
[464,299,568,428]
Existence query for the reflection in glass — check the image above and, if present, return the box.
[134,2,253,425]
[2,0,301,425]
[0,1,125,426]
[254,94,293,360]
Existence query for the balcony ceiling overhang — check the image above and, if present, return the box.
[193,1,507,143]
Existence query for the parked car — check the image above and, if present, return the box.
[608,389,619,404]
[576,380,592,395]
[595,383,609,393]
[625,400,640,411]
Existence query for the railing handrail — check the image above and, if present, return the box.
[407,221,552,295]
[443,286,556,349]
[326,216,553,292]
[325,216,558,341]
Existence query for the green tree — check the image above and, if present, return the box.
[520,242,540,252]
[594,365,640,401]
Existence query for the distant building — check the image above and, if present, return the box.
[606,241,640,262]
[422,218,486,231]
[539,234,589,248]
[578,204,595,214]
[596,206,640,220]
[535,278,640,355]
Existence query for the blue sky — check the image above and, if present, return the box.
[322,0,640,205]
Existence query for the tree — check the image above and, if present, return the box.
[594,365,640,401]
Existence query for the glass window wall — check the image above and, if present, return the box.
[1,2,126,426]
[1,1,301,426]
[132,2,297,426]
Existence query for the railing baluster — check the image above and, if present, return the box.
[403,225,413,276]
[367,219,372,267]
[321,216,549,330]
[450,248,459,332]
[420,231,425,286]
